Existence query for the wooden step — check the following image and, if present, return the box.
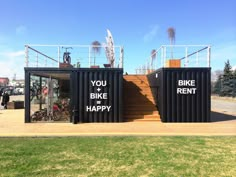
[123,97,154,101]
[123,105,157,109]
[124,114,160,118]
[124,102,156,105]
[124,79,149,82]
[123,99,154,103]
[123,97,154,100]
[123,93,153,97]
[124,113,159,116]
[123,99,155,103]
[124,103,155,106]
[124,85,151,88]
[124,110,159,114]
[123,75,147,77]
[123,103,156,106]
[124,95,154,98]
[124,76,148,79]
[126,118,161,122]
[123,86,150,89]
[123,92,153,95]
[123,86,149,88]
[124,78,148,81]
[123,96,154,99]
[123,91,153,93]
[123,80,148,82]
[123,91,153,94]
[123,75,160,122]
[123,102,155,105]
[123,80,149,83]
[123,94,153,97]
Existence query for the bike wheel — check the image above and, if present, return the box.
[53,111,62,121]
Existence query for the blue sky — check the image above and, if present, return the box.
[0,0,235,79]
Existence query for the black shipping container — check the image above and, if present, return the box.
[71,69,123,123]
[25,68,123,124]
[148,68,211,122]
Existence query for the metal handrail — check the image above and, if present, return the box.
[137,44,211,74]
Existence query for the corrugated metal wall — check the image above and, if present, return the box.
[25,68,123,124]
[148,68,211,122]
[72,69,123,123]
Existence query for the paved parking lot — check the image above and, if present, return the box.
[211,98,236,116]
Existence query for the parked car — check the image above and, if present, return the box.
[13,87,24,95]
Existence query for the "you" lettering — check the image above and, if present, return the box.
[91,80,107,87]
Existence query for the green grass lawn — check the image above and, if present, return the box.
[0,137,235,177]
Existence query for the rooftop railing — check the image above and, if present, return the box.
[25,44,124,68]
[136,45,211,74]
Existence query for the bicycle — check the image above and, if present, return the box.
[62,47,72,64]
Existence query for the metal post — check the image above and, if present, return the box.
[88,46,91,67]
[25,45,29,67]
[155,53,158,70]
[163,46,166,66]
[47,78,50,117]
[146,62,148,74]
[36,53,38,67]
[207,46,211,67]
[39,76,42,110]
[120,46,124,68]
[24,70,31,123]
[113,46,116,68]
[58,46,60,68]
[196,52,199,66]
[150,57,152,71]
[161,46,164,67]
[185,47,188,67]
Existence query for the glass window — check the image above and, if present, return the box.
[30,73,71,122]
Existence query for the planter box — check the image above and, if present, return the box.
[90,65,100,68]
[8,101,24,109]
[103,64,111,68]
[165,59,181,68]
[59,63,73,68]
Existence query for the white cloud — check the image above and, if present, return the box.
[0,50,25,57]
[0,50,25,79]
[16,25,27,35]
[143,24,159,42]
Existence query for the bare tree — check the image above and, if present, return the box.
[167,27,175,58]
[91,41,101,65]
[151,49,157,68]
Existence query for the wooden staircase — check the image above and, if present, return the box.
[123,75,160,122]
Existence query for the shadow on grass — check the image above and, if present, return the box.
[211,111,236,122]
